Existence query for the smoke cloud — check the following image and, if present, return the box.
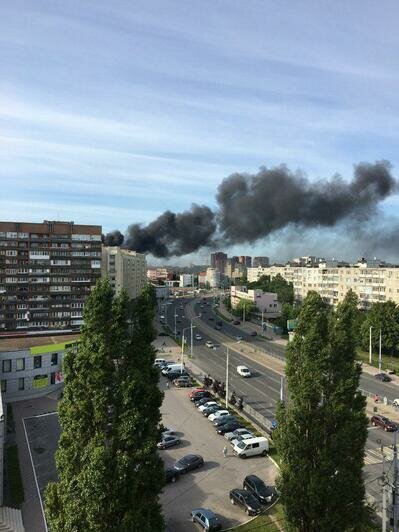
[103,160,397,257]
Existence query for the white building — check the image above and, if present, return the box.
[179,274,195,287]
[101,247,147,300]
[206,268,221,288]
[230,286,280,318]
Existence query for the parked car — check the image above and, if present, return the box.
[230,433,254,447]
[154,358,167,367]
[174,377,192,387]
[157,435,181,450]
[233,436,269,458]
[237,365,251,377]
[243,475,275,504]
[161,427,178,437]
[167,370,189,380]
[217,421,243,435]
[174,454,204,474]
[208,410,230,422]
[225,428,253,441]
[250,331,257,336]
[192,392,212,404]
[195,396,215,407]
[370,415,397,431]
[198,401,218,412]
[188,388,206,399]
[374,373,392,382]
[205,341,214,348]
[158,332,168,337]
[190,508,222,531]
[229,489,262,515]
[233,320,241,325]
[165,468,180,483]
[213,415,237,427]
[203,404,224,417]
[393,399,399,407]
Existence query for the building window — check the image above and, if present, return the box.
[1,380,6,393]
[51,353,58,366]
[2,360,11,373]
[16,358,25,371]
[50,372,56,385]
[18,378,24,391]
[34,355,42,369]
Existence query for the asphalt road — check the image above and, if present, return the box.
[159,296,398,462]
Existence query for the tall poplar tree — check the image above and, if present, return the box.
[45,280,164,531]
[275,291,369,532]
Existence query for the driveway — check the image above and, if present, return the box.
[159,375,278,531]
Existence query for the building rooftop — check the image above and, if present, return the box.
[0,333,80,352]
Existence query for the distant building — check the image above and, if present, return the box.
[230,286,280,318]
[247,259,399,308]
[206,268,221,288]
[0,220,102,332]
[238,256,252,268]
[102,247,147,300]
[179,273,195,287]
[198,271,207,287]
[253,256,269,268]
[210,252,227,273]
[147,268,173,283]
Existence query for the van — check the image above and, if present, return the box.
[154,358,167,367]
[161,363,183,376]
[232,436,269,458]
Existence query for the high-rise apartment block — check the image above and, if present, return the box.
[0,220,102,332]
[253,256,269,268]
[101,247,147,300]
[238,256,252,268]
[210,252,227,273]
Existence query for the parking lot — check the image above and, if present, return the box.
[159,372,278,531]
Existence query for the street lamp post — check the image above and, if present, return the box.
[225,347,230,408]
[174,313,178,338]
[182,324,196,370]
[369,326,373,365]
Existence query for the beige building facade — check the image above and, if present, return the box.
[247,263,399,308]
[102,247,147,300]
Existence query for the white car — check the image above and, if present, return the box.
[208,410,229,422]
[195,334,202,341]
[224,428,252,441]
[237,365,252,377]
[162,428,177,437]
[198,401,218,412]
[231,433,254,447]
[205,340,214,348]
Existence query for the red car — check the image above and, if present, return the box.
[188,388,205,399]
[371,415,397,432]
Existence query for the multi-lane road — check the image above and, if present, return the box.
[159,295,399,465]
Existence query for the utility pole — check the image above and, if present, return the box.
[225,347,229,409]
[190,319,193,358]
[379,329,382,373]
[383,483,387,532]
[393,430,399,532]
[181,332,185,371]
[369,325,373,365]
[261,308,264,332]
[174,313,177,338]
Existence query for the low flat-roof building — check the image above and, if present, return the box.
[231,286,280,318]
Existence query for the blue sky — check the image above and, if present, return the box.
[1,1,399,263]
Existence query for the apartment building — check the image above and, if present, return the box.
[253,256,269,268]
[230,286,280,317]
[147,268,173,283]
[179,274,195,287]
[248,260,399,308]
[0,220,102,332]
[101,247,147,300]
[210,252,227,273]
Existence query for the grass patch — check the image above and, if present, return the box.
[6,445,24,508]
[357,348,399,373]
[228,503,285,531]
[214,308,233,323]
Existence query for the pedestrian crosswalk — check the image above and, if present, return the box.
[364,447,394,465]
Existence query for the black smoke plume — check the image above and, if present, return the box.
[103,161,397,257]
[123,204,216,258]
[102,230,124,246]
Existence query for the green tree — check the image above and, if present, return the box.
[236,298,256,317]
[45,280,164,531]
[360,300,399,356]
[275,303,300,333]
[275,291,368,532]
[248,273,294,305]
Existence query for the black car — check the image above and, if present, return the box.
[203,404,224,417]
[213,415,237,427]
[374,373,392,382]
[174,454,204,474]
[233,320,241,325]
[243,475,275,504]
[250,331,257,337]
[191,391,212,402]
[167,370,189,380]
[195,396,214,407]
[229,488,262,515]
[158,332,168,337]
[165,468,180,483]
[217,421,243,435]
